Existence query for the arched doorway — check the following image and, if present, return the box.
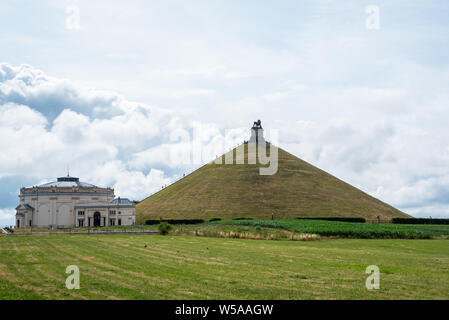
[93,212,101,227]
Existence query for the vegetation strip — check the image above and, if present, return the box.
[215,219,449,239]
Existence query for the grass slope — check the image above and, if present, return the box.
[0,235,448,299]
[137,144,408,222]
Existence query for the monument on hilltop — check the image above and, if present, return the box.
[249,120,265,144]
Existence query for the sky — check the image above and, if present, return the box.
[1,0,449,225]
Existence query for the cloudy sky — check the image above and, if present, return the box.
[1,1,449,225]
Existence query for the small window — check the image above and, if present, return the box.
[109,210,116,215]
[78,211,85,216]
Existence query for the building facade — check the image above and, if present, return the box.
[15,175,135,228]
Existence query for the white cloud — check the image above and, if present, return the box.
[404,204,449,219]
[142,88,217,99]
[0,63,196,205]
[0,208,15,227]
[148,65,249,79]
[0,102,48,129]
[65,5,81,31]
[88,160,172,200]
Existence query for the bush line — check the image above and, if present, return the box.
[392,218,449,225]
[145,219,204,225]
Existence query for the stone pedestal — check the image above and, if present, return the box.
[249,127,265,144]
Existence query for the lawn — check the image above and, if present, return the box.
[216,219,449,238]
[0,234,448,299]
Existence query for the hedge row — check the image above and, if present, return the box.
[295,217,366,223]
[145,219,205,225]
[392,218,449,225]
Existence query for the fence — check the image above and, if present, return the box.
[366,219,393,224]
[5,225,159,235]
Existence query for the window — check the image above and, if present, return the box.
[109,210,116,215]
[78,219,84,227]
[110,219,115,226]
[118,219,121,226]
[118,211,121,215]
[29,220,32,227]
[78,211,85,216]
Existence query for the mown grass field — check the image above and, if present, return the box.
[1,234,448,299]
[215,219,449,239]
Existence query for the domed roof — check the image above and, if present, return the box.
[38,176,97,188]
[110,197,133,205]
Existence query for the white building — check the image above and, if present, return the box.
[15,175,135,228]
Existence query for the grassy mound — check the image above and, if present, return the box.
[137,144,409,222]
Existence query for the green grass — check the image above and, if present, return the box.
[215,219,449,239]
[12,223,317,241]
[137,144,408,222]
[0,234,448,299]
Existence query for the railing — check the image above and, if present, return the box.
[365,219,393,224]
[6,225,159,235]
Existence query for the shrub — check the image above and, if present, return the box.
[295,217,366,223]
[146,219,204,225]
[209,218,221,222]
[158,222,172,235]
[392,218,449,225]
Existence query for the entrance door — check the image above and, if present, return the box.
[93,212,101,227]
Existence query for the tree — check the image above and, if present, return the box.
[158,222,172,235]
